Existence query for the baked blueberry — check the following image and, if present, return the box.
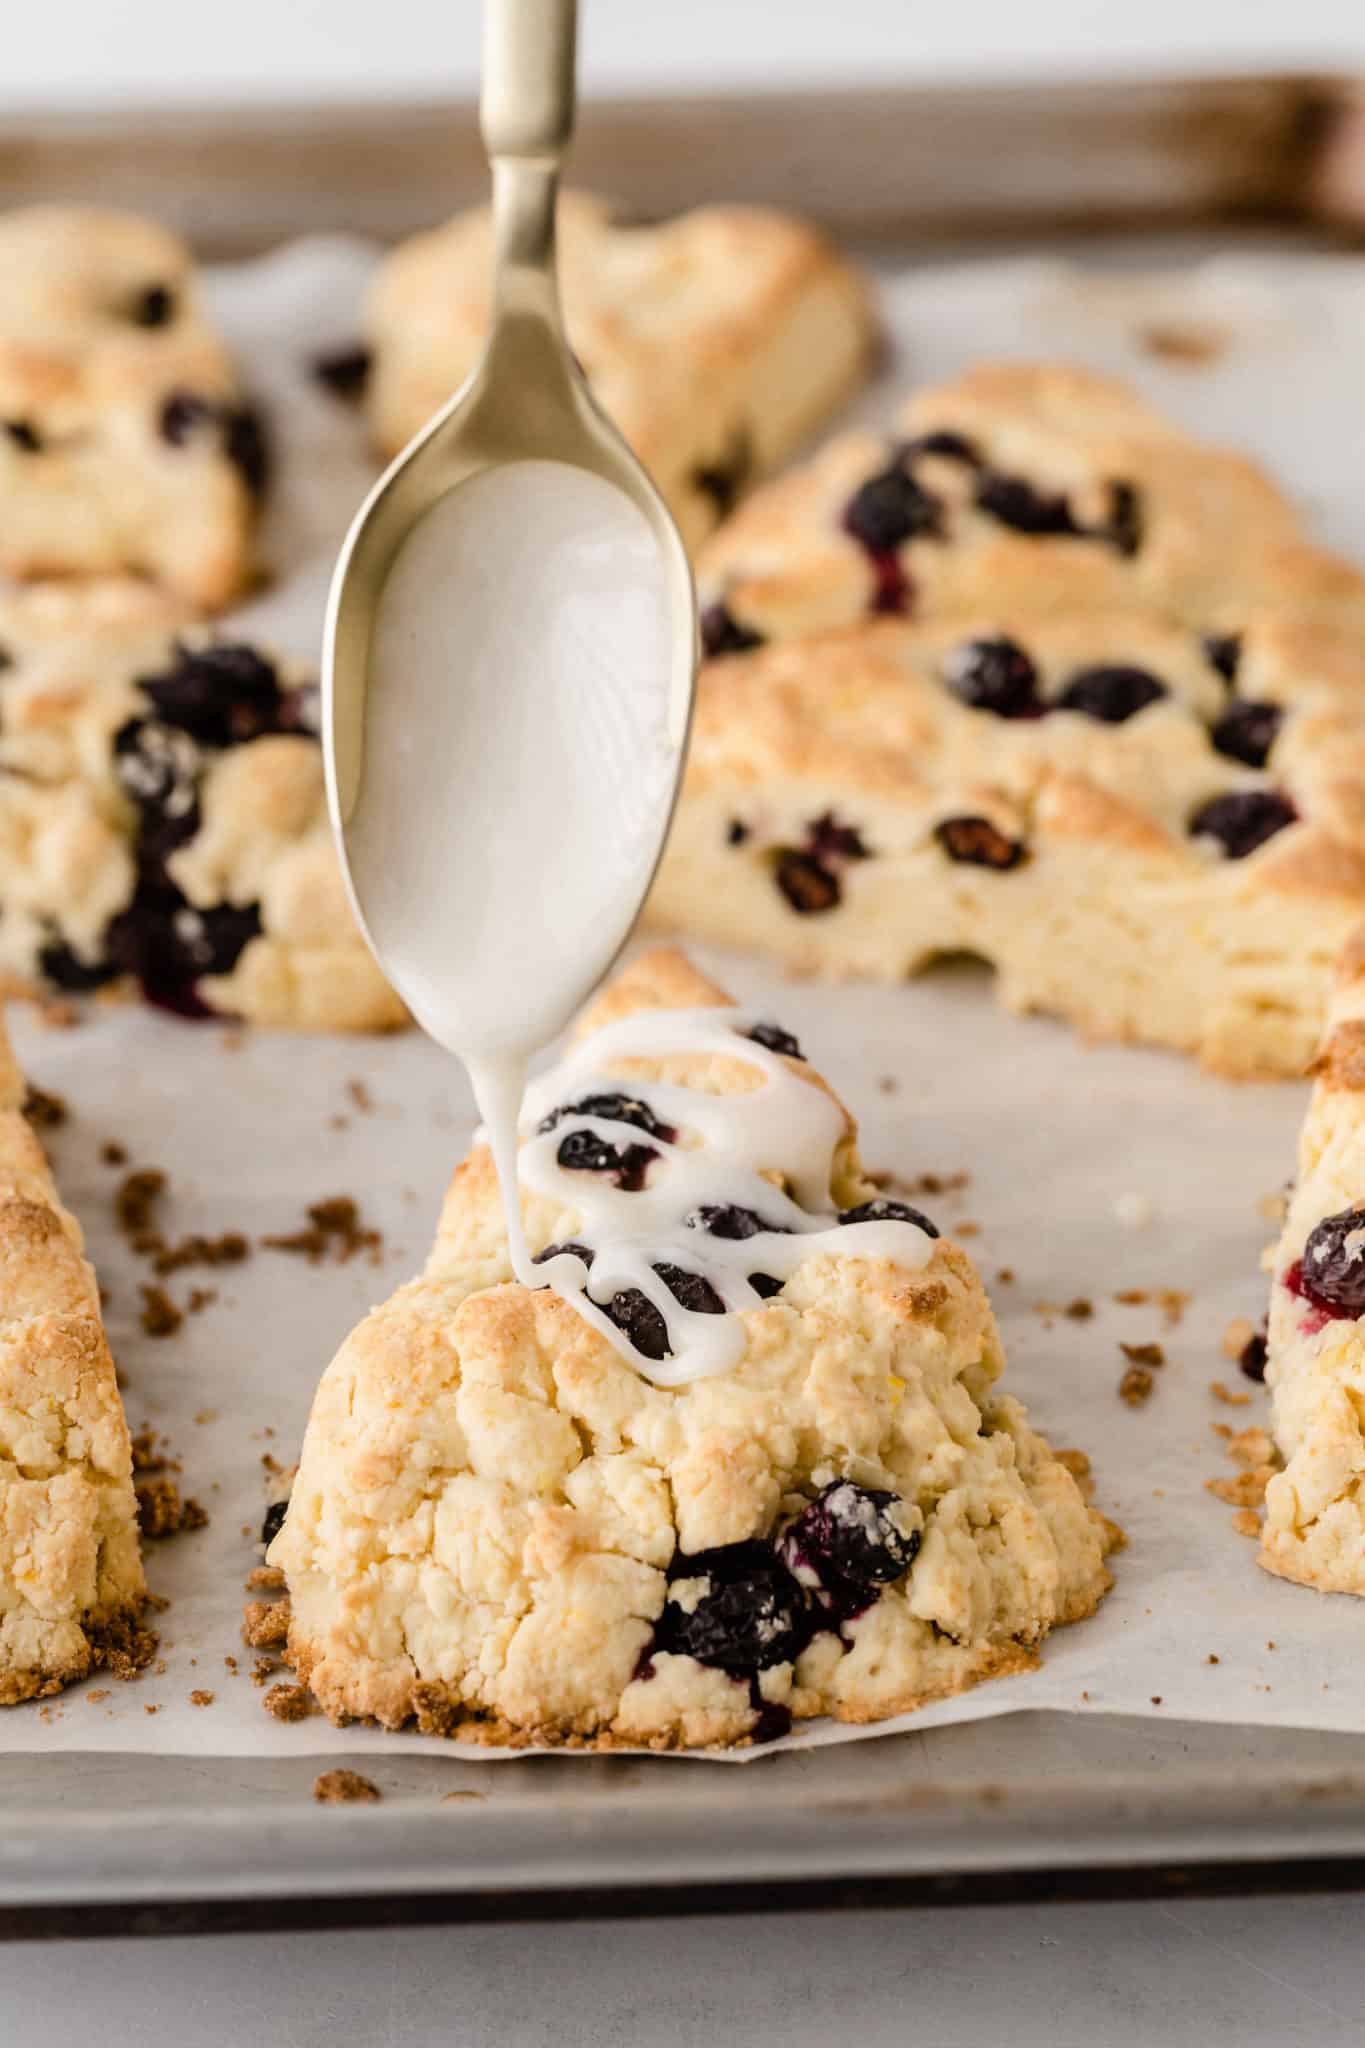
[603,1286,670,1360]
[746,1020,805,1059]
[4,420,42,453]
[1203,633,1242,684]
[943,636,1041,719]
[686,1203,790,1241]
[838,1197,939,1238]
[533,1240,595,1266]
[747,1273,786,1299]
[158,391,215,446]
[1189,789,1297,860]
[138,642,284,748]
[36,938,117,992]
[774,849,840,914]
[974,471,1079,536]
[842,463,944,554]
[701,603,765,660]
[656,1541,809,1672]
[311,343,373,400]
[1298,1206,1365,1319]
[131,283,176,328]
[106,895,263,1018]
[726,819,751,846]
[654,1263,726,1316]
[805,812,869,863]
[691,428,752,521]
[224,405,269,498]
[1239,1330,1268,1382]
[260,1501,289,1547]
[1106,481,1142,557]
[113,717,202,857]
[935,815,1027,871]
[901,429,981,466]
[1210,701,1282,770]
[554,1131,658,1190]
[779,1480,920,1612]
[537,1091,675,1143]
[1055,665,1167,723]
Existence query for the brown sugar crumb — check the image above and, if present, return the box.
[115,1167,166,1238]
[223,1655,239,1674]
[1207,1469,1276,1508]
[1157,1289,1190,1328]
[100,1139,128,1167]
[1114,1289,1148,1306]
[85,1688,110,1704]
[876,1076,897,1095]
[1207,1654,1220,1666]
[143,1703,160,1716]
[1211,1379,1252,1407]
[22,1083,67,1130]
[262,1196,382,1266]
[347,1078,374,1113]
[138,1284,182,1338]
[1119,1365,1155,1407]
[1138,320,1227,365]
[91,1614,159,1683]
[1150,1695,1163,1707]
[1232,1508,1262,1539]
[1064,1299,1093,1321]
[996,1268,1015,1286]
[135,1475,208,1538]
[1221,1316,1256,1362]
[189,1689,214,1707]
[955,1221,981,1239]
[245,1565,286,1593]
[242,1598,291,1649]
[130,1427,170,1473]
[194,1408,219,1426]
[154,1232,249,1277]
[1257,1189,1289,1227]
[186,1287,218,1315]
[314,1769,381,1805]
[1120,1341,1165,1369]
[264,1682,314,1723]
[252,1657,278,1686]
[1228,1426,1277,1469]
[906,1170,969,1197]
[1211,1421,1233,1440]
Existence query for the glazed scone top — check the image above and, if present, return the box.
[696,363,1365,650]
[367,191,875,512]
[681,607,1365,905]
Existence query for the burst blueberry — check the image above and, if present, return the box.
[746,1020,805,1060]
[1056,665,1167,723]
[778,1480,920,1611]
[935,815,1027,871]
[655,1541,810,1672]
[842,464,944,553]
[1298,1206,1365,1319]
[1210,701,1282,770]
[1189,789,1297,860]
[838,1198,939,1238]
[943,636,1041,719]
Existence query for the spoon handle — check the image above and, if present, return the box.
[481,0,578,164]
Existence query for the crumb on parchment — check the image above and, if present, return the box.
[313,1769,381,1805]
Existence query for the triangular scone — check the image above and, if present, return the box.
[367,192,876,552]
[0,1015,145,1702]
[695,363,1365,654]
[0,581,406,1032]
[273,948,1114,1750]
[1260,929,1365,1592]
[0,206,264,609]
[644,609,1365,1078]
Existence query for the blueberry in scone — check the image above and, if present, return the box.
[272,948,1115,1749]
[0,1015,146,1704]
[0,206,267,609]
[696,363,1365,646]
[644,607,1365,1078]
[366,192,878,552]
[0,579,405,1032]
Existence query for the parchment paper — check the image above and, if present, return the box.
[8,234,1365,1760]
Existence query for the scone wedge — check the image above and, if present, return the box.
[272,948,1115,1751]
[1260,931,1365,1593]
[0,580,405,1032]
[645,610,1365,1078]
[0,1015,145,1703]
[367,192,877,551]
[0,206,266,609]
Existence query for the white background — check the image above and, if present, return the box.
[8,2,1365,2042]
[1,0,1364,112]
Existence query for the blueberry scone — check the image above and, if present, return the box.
[1260,932,1365,1593]
[0,206,265,609]
[272,948,1115,1750]
[0,580,405,1031]
[645,609,1365,1078]
[0,1015,145,1703]
[367,192,877,552]
[696,363,1365,656]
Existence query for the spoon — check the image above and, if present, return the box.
[321,0,697,1275]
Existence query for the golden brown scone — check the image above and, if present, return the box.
[0,581,406,1032]
[272,946,1114,1750]
[0,1014,146,1703]
[695,363,1365,652]
[0,206,265,609]
[644,608,1365,1079]
[367,192,877,551]
[1260,935,1365,1592]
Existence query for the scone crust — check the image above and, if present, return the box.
[274,947,1112,1749]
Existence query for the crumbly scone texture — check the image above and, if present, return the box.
[367,191,877,551]
[273,946,1114,1750]
[1261,930,1365,1592]
[0,579,406,1033]
[0,205,264,609]
[0,1013,146,1703]
[644,608,1365,1078]
[696,362,1365,647]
